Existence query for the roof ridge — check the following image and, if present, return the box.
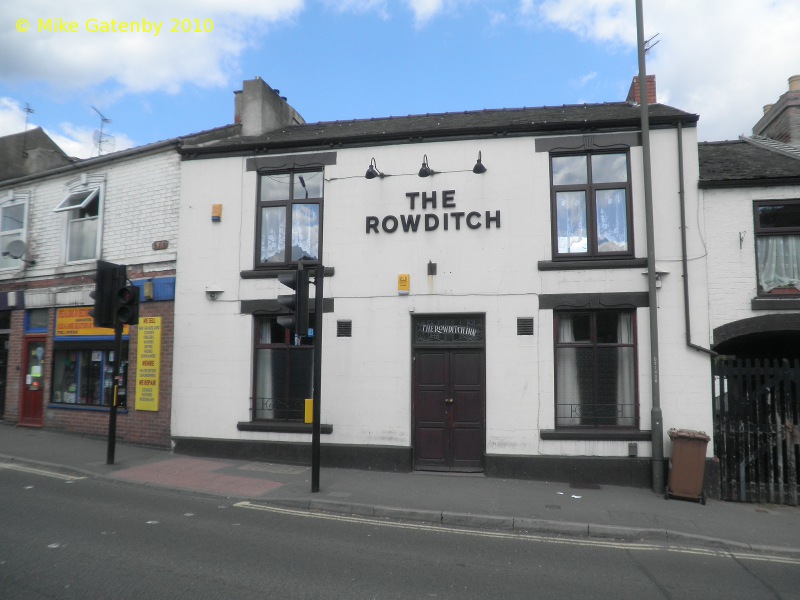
[296,102,636,128]
[741,135,800,161]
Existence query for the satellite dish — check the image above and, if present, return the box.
[4,239,26,259]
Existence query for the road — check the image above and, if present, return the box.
[1,463,798,599]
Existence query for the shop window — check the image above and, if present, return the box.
[554,310,637,427]
[754,199,800,295]
[0,191,28,270]
[252,317,313,421]
[550,152,632,258]
[25,309,49,333]
[54,183,102,263]
[256,171,322,267]
[51,347,127,406]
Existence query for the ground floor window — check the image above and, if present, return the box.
[51,344,128,406]
[253,318,313,421]
[554,310,637,427]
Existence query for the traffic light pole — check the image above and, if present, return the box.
[106,320,123,465]
[311,264,324,493]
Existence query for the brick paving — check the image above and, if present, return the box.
[109,457,284,498]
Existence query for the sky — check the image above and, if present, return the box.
[1,0,798,159]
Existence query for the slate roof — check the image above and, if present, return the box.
[698,137,800,188]
[182,102,698,157]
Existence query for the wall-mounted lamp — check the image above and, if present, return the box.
[418,154,435,178]
[472,151,487,174]
[365,158,385,179]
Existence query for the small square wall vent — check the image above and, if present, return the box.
[517,318,534,336]
[337,320,352,338]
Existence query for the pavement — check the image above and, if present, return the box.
[2,423,799,557]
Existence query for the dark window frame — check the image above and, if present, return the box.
[254,169,323,270]
[553,309,639,429]
[251,317,313,423]
[753,198,800,296]
[549,150,634,260]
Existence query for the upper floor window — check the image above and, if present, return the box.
[256,171,322,267]
[754,199,800,295]
[0,191,28,270]
[54,177,103,263]
[550,152,632,258]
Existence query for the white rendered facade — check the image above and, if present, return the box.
[172,105,713,484]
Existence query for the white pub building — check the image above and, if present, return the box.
[171,77,713,488]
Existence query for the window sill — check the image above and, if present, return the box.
[241,266,335,279]
[540,429,651,441]
[538,258,647,271]
[751,297,800,310]
[48,403,128,414]
[237,421,333,434]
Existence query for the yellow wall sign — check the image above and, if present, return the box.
[55,307,129,337]
[135,316,161,412]
[398,273,410,295]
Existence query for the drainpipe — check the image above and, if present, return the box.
[677,123,716,357]
[636,0,664,494]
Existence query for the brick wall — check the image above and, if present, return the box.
[44,300,174,448]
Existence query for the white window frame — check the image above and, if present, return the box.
[0,190,30,271]
[56,174,105,264]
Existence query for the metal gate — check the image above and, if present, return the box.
[713,358,799,505]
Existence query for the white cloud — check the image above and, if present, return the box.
[533,0,800,141]
[319,0,390,18]
[0,97,29,134]
[0,0,304,94]
[405,0,479,27]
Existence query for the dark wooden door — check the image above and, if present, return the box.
[413,349,485,471]
[20,338,45,427]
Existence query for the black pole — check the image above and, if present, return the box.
[311,264,324,492]
[106,320,123,465]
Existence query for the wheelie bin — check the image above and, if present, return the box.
[665,428,710,504]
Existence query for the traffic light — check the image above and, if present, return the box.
[89,260,125,328]
[116,284,140,325]
[276,266,310,335]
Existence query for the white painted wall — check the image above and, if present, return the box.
[0,148,180,286]
[704,183,800,331]
[173,128,713,458]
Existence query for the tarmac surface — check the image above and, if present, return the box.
[2,423,799,557]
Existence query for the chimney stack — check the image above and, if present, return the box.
[626,75,657,105]
[753,75,800,147]
[233,77,305,137]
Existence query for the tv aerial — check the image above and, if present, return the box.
[92,106,115,156]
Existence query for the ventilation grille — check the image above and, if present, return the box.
[337,320,352,338]
[517,318,534,336]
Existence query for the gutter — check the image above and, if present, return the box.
[677,123,716,357]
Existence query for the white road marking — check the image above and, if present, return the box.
[0,462,86,481]
[233,501,800,566]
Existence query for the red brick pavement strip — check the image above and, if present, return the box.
[109,457,285,498]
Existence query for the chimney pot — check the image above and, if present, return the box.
[789,75,800,92]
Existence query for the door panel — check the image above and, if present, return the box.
[413,348,485,471]
[20,338,46,427]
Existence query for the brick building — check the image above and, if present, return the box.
[0,128,231,447]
